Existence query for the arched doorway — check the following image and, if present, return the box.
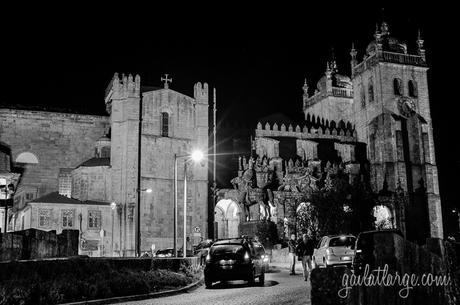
[373,205,394,229]
[214,199,241,239]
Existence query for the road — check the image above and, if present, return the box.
[117,268,310,305]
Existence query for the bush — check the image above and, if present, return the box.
[0,258,201,305]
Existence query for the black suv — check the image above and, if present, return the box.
[204,238,265,288]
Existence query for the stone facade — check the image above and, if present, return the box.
[0,74,209,256]
[0,109,110,208]
[217,22,442,243]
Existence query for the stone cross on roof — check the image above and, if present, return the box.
[161,74,172,89]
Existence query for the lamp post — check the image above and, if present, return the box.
[110,202,117,256]
[174,150,205,258]
[136,188,152,256]
[453,209,460,233]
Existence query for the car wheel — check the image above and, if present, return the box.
[259,271,265,286]
[248,268,256,286]
[204,277,213,289]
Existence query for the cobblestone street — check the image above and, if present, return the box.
[117,268,310,305]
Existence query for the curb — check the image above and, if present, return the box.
[60,276,204,305]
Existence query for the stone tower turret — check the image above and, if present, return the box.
[351,22,443,241]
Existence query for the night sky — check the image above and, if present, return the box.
[3,4,458,234]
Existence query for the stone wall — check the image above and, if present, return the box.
[0,109,110,208]
[0,228,79,261]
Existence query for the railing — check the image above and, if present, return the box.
[332,88,353,98]
[380,51,426,66]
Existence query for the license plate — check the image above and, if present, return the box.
[341,256,351,261]
[222,265,233,269]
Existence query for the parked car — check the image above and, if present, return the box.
[194,239,214,264]
[204,238,265,288]
[153,248,174,258]
[312,235,356,268]
[352,229,403,273]
[253,241,270,272]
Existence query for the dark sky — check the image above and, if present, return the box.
[3,4,459,233]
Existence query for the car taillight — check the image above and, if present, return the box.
[244,252,250,261]
[206,253,211,262]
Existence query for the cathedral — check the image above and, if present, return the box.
[216,22,443,245]
[0,75,209,256]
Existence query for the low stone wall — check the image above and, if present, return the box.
[0,228,79,261]
[310,234,458,305]
[0,257,200,305]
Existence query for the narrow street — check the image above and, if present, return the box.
[117,268,310,305]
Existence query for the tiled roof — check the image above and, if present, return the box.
[77,157,110,168]
[30,192,110,206]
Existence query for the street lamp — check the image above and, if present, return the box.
[174,150,205,258]
[453,209,460,233]
[110,202,117,256]
[136,188,153,256]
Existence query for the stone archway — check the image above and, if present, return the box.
[373,205,394,229]
[215,199,241,239]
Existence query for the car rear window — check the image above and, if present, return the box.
[329,237,355,247]
[210,244,245,255]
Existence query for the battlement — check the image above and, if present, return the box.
[194,82,209,104]
[107,73,141,101]
[255,121,357,142]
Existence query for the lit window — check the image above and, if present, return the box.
[38,209,52,228]
[161,112,169,137]
[88,210,102,229]
[62,209,75,228]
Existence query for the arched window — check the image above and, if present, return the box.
[408,80,417,98]
[368,83,374,102]
[393,78,402,95]
[15,152,39,164]
[161,112,169,137]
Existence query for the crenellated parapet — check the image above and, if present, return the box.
[194,82,209,104]
[255,121,357,142]
[110,73,141,100]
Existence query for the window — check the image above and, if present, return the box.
[360,86,366,108]
[25,193,34,201]
[101,146,111,158]
[38,208,52,228]
[408,80,417,97]
[393,78,402,95]
[62,209,75,228]
[88,210,102,229]
[15,152,39,164]
[368,82,374,103]
[161,112,169,137]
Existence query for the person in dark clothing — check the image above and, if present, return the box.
[288,234,297,275]
[296,234,315,281]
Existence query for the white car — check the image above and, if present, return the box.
[312,235,356,268]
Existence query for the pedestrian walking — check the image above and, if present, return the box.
[296,233,315,281]
[288,234,297,275]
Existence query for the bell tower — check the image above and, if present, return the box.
[351,22,443,241]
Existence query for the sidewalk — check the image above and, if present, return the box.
[269,261,303,273]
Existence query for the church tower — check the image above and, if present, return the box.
[351,22,443,241]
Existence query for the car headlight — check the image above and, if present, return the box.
[244,252,250,261]
[206,253,211,262]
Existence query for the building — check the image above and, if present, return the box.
[14,192,113,256]
[216,22,443,245]
[0,75,209,256]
